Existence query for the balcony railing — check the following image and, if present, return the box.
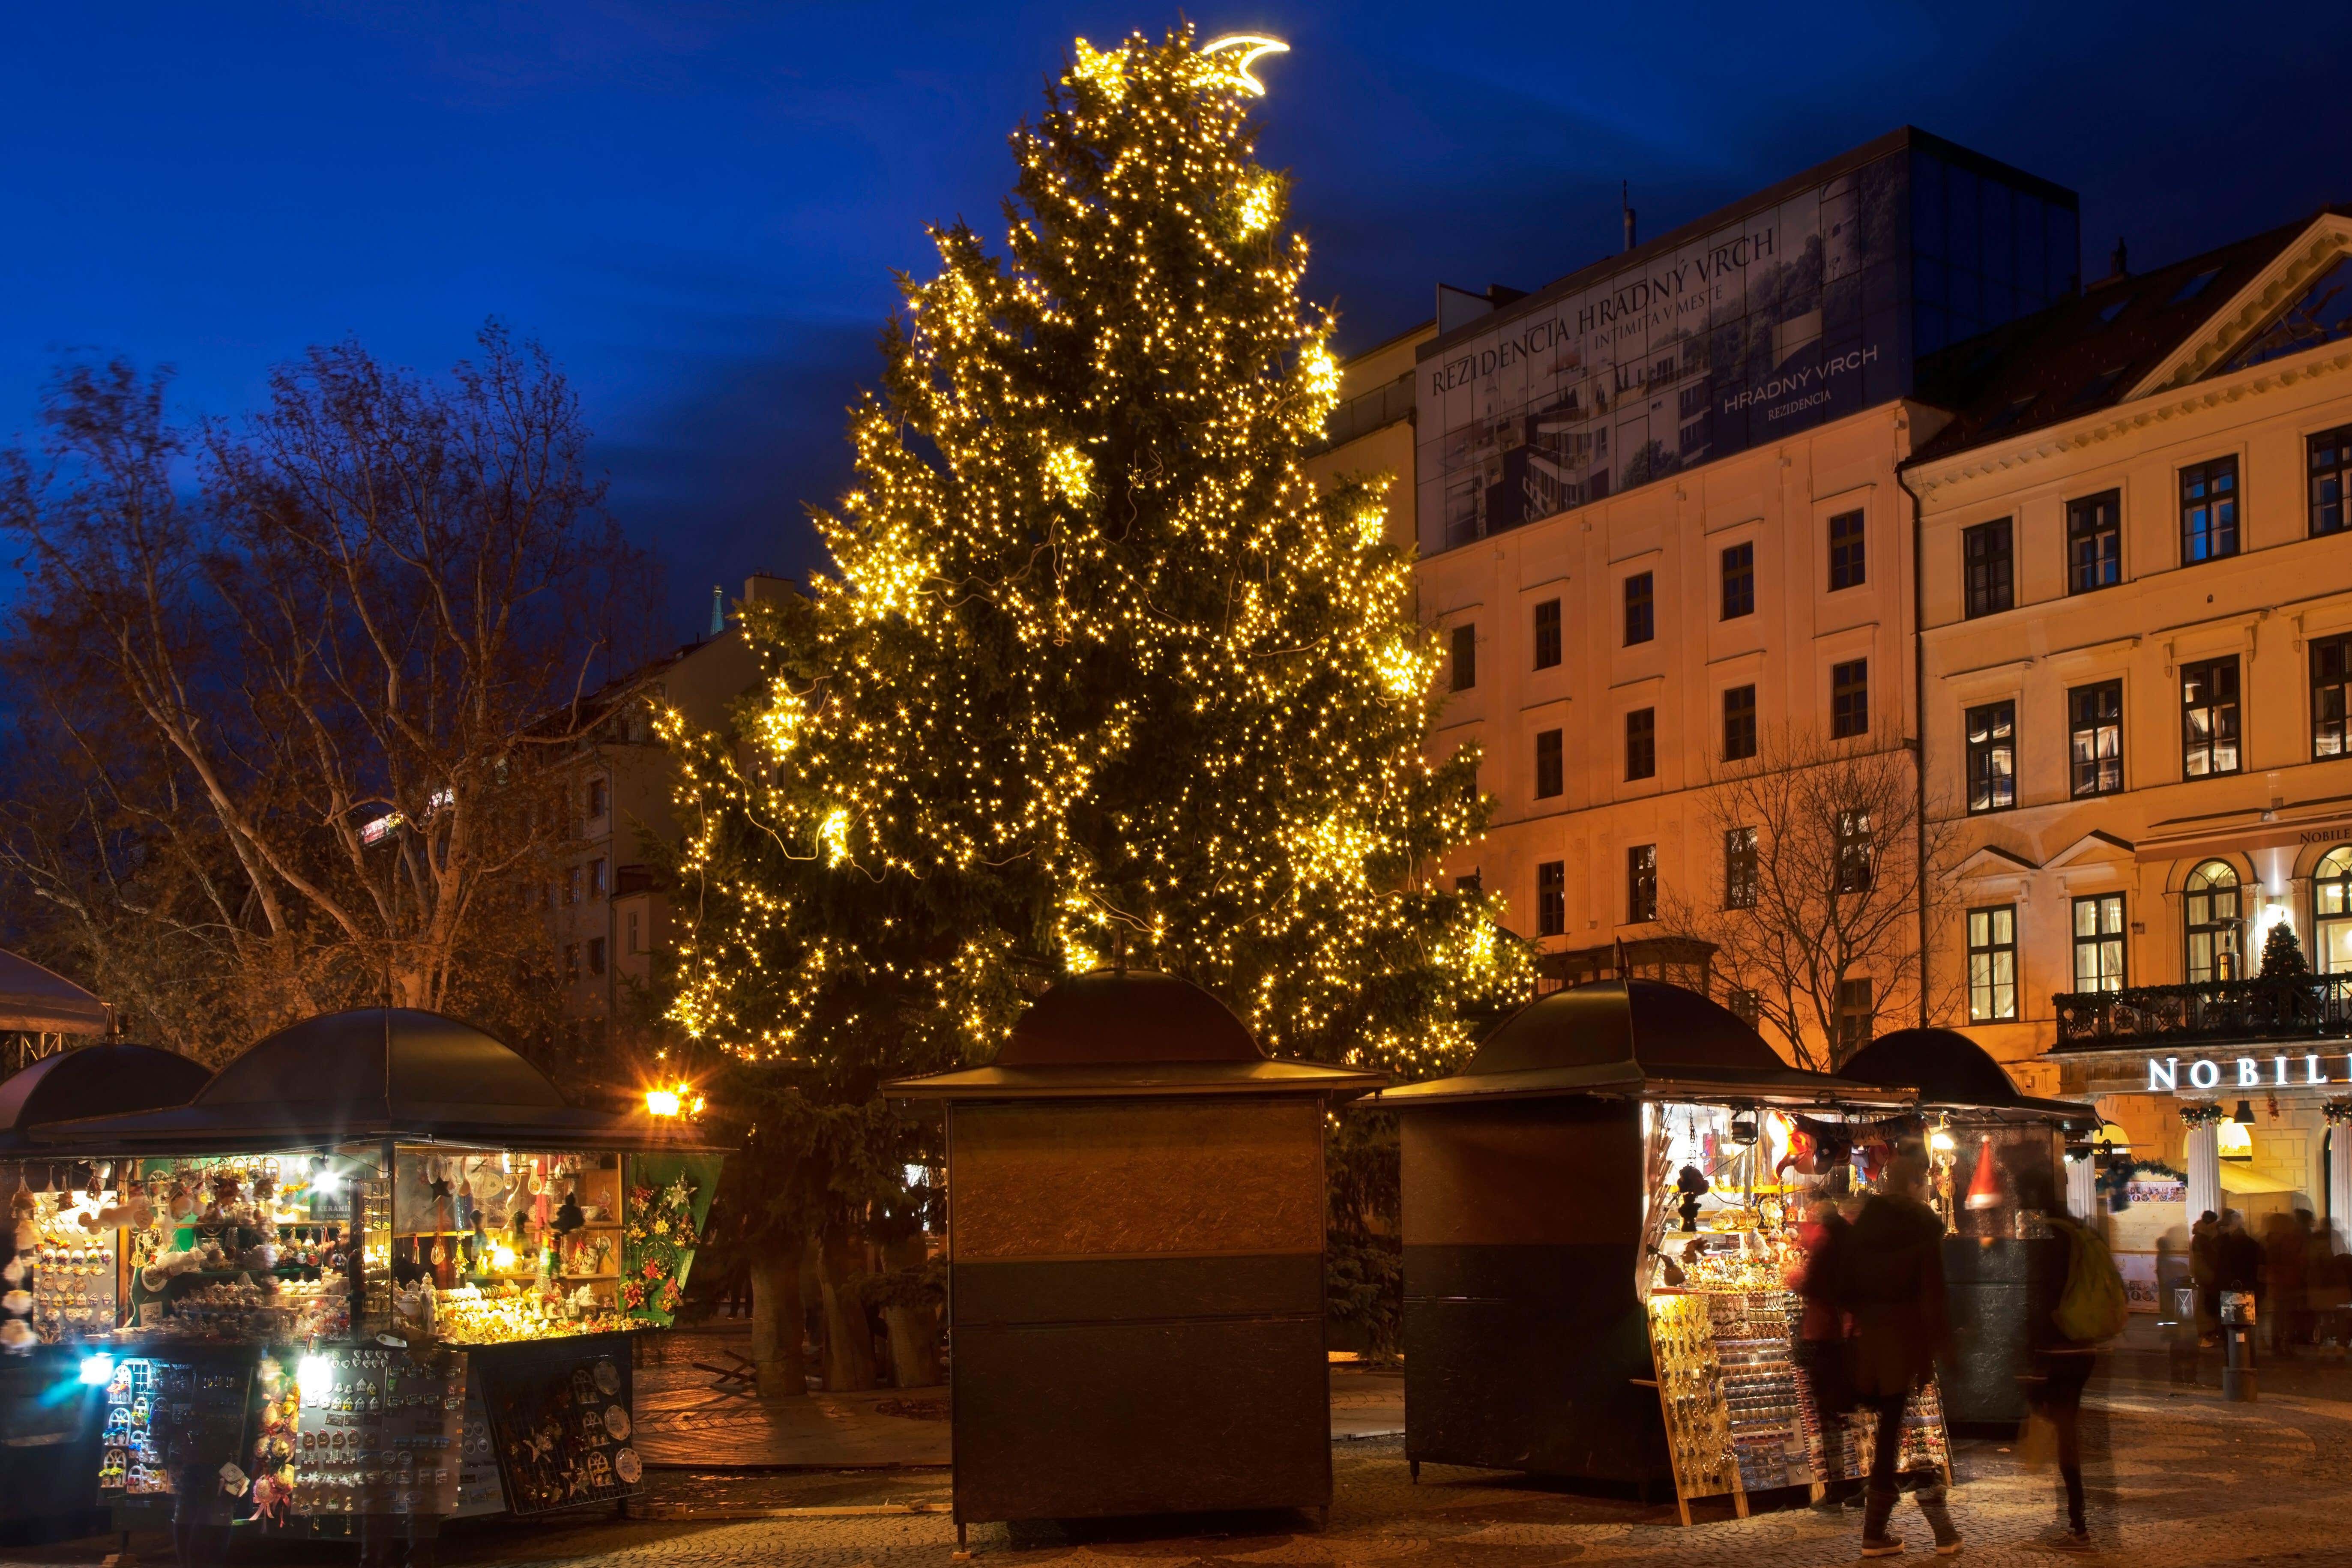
[2053,973,2352,1049]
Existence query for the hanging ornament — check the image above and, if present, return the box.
[1964,1135,2004,1211]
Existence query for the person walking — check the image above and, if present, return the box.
[2264,1211,2307,1357]
[2018,1172,2126,1552]
[2190,1210,2220,1347]
[1839,1152,1959,1557]
[1784,1195,1858,1511]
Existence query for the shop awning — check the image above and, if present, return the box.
[0,948,108,1035]
[1378,980,1913,1110]
[1838,1027,2097,1125]
[0,1043,210,1155]
[2218,1162,2305,1196]
[32,1008,726,1156]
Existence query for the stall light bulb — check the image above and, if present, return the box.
[299,1354,333,1391]
[78,1353,115,1386]
[311,1167,341,1196]
[645,1089,682,1117]
[492,1245,516,1272]
[1928,1128,1957,1155]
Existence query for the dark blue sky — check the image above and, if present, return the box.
[7,3,2346,639]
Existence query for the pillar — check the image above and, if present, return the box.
[2186,1123,2221,1223]
[2066,1152,2097,1222]
[2330,1125,2352,1253]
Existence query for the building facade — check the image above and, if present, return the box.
[1382,129,2073,1065]
[1911,210,2352,1275]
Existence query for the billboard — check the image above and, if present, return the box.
[1416,151,1909,554]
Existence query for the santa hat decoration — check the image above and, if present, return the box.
[1964,1135,2004,1211]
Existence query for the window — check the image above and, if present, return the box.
[1626,844,1658,924]
[1835,977,1875,1056]
[2069,681,2124,796]
[2313,425,2352,538]
[1625,709,1655,781]
[2179,456,2239,564]
[589,858,608,899]
[1965,701,2016,814]
[2067,490,2122,593]
[2184,861,2243,983]
[1623,572,1654,646]
[2072,893,2127,993]
[1831,659,1869,738]
[1449,623,1476,692]
[2181,656,2241,777]
[1963,519,2013,619]
[1454,873,1482,896]
[587,776,609,820]
[1532,598,1562,669]
[1721,542,1755,619]
[1836,809,1873,894]
[1723,685,1757,762]
[1724,827,1758,911]
[587,937,607,978]
[2314,633,2352,759]
[1828,509,1866,591]
[563,943,580,983]
[564,867,581,905]
[1967,907,2018,1022]
[1535,728,1565,798]
[2316,846,2352,974]
[1536,861,1565,937]
[1727,988,1763,1029]
[626,910,642,955]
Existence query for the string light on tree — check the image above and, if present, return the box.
[660,27,1530,1080]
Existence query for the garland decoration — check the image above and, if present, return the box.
[2325,1099,2352,1127]
[620,1175,700,1323]
[2178,1102,2229,1129]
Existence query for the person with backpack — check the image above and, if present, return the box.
[1839,1152,1960,1557]
[2018,1170,2126,1553]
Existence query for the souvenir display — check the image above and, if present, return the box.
[284,1347,464,1519]
[97,1357,255,1520]
[476,1346,640,1515]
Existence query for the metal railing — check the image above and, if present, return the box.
[2053,973,2352,1047]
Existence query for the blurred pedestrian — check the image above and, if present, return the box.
[2262,1211,2304,1357]
[1784,1194,1857,1511]
[1839,1152,1959,1557]
[2190,1210,2220,1346]
[2020,1171,2125,1552]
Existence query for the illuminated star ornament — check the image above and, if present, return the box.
[1199,34,1289,96]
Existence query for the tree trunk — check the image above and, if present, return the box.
[815,1236,878,1392]
[882,1303,941,1388]
[748,1246,807,1398]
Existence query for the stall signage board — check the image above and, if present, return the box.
[2140,1052,2352,1095]
[475,1335,640,1515]
[286,1347,464,1522]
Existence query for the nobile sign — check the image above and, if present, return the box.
[2145,1053,2350,1094]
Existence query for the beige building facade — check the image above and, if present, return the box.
[1912,211,2352,1258]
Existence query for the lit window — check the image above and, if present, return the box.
[2313,425,2352,538]
[1627,844,1658,925]
[2072,893,2127,993]
[1724,827,1757,911]
[2315,845,2352,975]
[1965,701,2015,813]
[2068,490,2122,593]
[2179,456,2239,564]
[2313,632,2352,759]
[2184,861,2242,983]
[1967,906,2017,1021]
[1836,810,1874,894]
[2181,656,2241,777]
[2069,681,2124,796]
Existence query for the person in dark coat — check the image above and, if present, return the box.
[2189,1210,2220,1346]
[1784,1195,1856,1510]
[2018,1170,2108,1553]
[1838,1152,1958,1557]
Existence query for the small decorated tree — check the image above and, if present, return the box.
[2261,920,2310,980]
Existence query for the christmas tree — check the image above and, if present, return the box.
[2260,919,2309,979]
[664,27,1527,1080]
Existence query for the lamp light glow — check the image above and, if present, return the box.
[78,1353,114,1386]
[2217,1120,2253,1159]
[645,1088,682,1118]
[298,1354,333,1391]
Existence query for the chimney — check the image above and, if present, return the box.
[2109,236,2128,278]
[1622,182,1637,253]
[708,585,725,637]
[743,573,796,606]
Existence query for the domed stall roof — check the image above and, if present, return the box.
[0,947,109,1035]
[0,1044,210,1155]
[33,1008,701,1155]
[1380,980,1912,1108]
[1839,1027,2094,1123]
[886,969,1385,1101]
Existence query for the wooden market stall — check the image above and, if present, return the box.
[1380,980,1930,1523]
[886,968,1382,1547]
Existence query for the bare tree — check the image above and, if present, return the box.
[0,326,661,1059]
[1658,727,1959,1071]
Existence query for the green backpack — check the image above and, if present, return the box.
[2053,1216,2129,1344]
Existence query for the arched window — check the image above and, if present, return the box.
[2185,859,2242,983]
[2316,845,2352,974]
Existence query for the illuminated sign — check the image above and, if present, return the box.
[2145,1053,2345,1092]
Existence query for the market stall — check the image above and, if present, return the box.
[24,1008,721,1551]
[886,968,1382,1547]
[1379,980,1935,1524]
[1837,1028,2097,1431]
[3,1044,213,1545]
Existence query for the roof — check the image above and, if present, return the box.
[1838,1028,2095,1123]
[0,948,108,1035]
[0,1045,210,1154]
[31,1008,717,1154]
[1910,216,2320,462]
[1379,980,1910,1108]
[886,969,1385,1101]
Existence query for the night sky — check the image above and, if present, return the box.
[7,2,2346,640]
